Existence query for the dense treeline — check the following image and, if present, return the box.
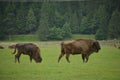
[0,0,120,40]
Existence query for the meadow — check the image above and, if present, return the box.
[6,34,95,42]
[0,41,120,80]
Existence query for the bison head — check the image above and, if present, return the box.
[32,50,42,63]
[33,47,42,63]
[92,41,101,53]
[35,56,42,63]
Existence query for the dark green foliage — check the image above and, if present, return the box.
[47,22,72,40]
[62,22,72,38]
[94,5,109,40]
[0,0,120,40]
[38,2,50,41]
[2,2,16,40]
[47,27,64,40]
[16,3,27,34]
[70,12,80,33]
[108,9,120,39]
[80,16,90,34]
[0,26,7,40]
[95,29,107,40]
[26,7,37,33]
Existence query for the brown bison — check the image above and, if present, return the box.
[12,43,42,63]
[58,38,101,63]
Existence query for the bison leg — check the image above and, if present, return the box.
[85,54,89,63]
[82,54,86,63]
[66,53,70,63]
[29,55,33,63]
[82,54,89,63]
[15,53,21,63]
[58,53,64,63]
[29,52,33,63]
[30,57,32,63]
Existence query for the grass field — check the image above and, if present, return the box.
[11,35,39,41]
[6,34,95,41]
[0,42,120,80]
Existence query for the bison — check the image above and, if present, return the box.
[58,38,101,63]
[12,43,42,63]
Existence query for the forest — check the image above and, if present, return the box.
[0,0,120,41]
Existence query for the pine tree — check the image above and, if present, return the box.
[54,9,64,28]
[80,16,89,34]
[108,9,120,39]
[3,2,16,40]
[93,5,109,40]
[62,22,72,38]
[16,3,27,34]
[64,3,72,29]
[71,12,80,34]
[26,7,37,33]
[38,2,50,41]
[0,2,6,40]
[47,27,64,40]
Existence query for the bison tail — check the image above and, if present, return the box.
[12,45,16,54]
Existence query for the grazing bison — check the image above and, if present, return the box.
[12,43,42,63]
[0,45,4,49]
[58,39,101,63]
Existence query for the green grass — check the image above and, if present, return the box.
[0,42,120,80]
[70,34,95,40]
[11,35,39,41]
